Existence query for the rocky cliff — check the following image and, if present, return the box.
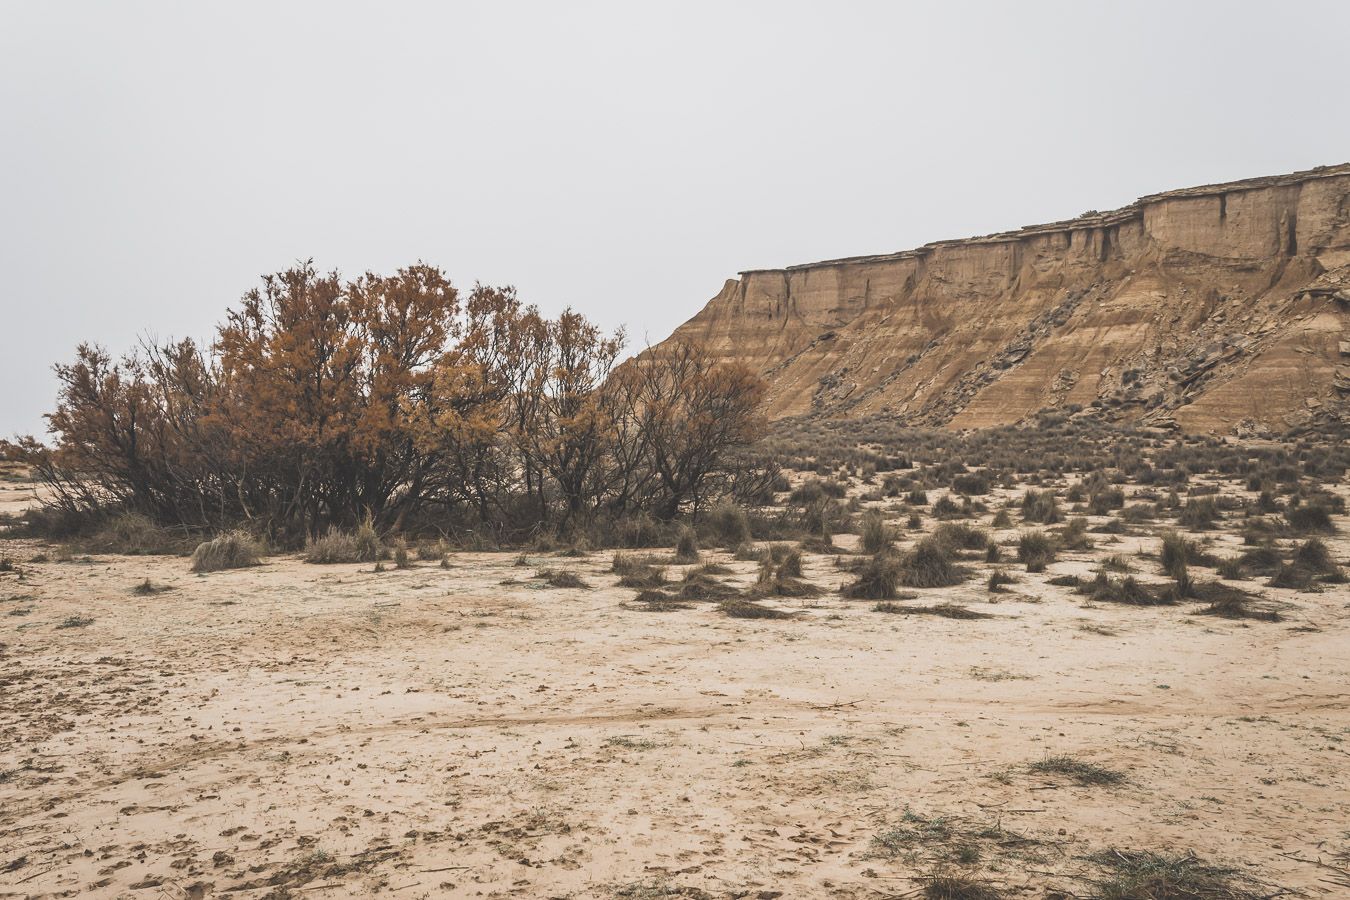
[663,163,1350,434]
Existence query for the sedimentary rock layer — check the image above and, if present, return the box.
[662,163,1350,433]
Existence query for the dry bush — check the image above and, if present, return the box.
[921,871,1004,900]
[707,500,751,547]
[720,598,794,620]
[305,522,383,564]
[951,472,991,495]
[1267,539,1344,590]
[1087,849,1264,900]
[874,601,991,619]
[1087,487,1125,515]
[986,569,1016,592]
[758,543,803,578]
[897,537,969,588]
[625,592,690,612]
[1178,496,1220,530]
[859,508,892,555]
[675,570,740,601]
[80,513,187,556]
[1077,571,1168,606]
[931,522,988,553]
[1056,517,1094,551]
[1020,489,1062,524]
[673,526,700,563]
[842,553,900,599]
[1199,592,1281,621]
[189,531,263,573]
[754,546,820,598]
[1017,531,1056,572]
[613,553,667,589]
[536,568,589,589]
[1285,503,1334,534]
[1029,754,1124,785]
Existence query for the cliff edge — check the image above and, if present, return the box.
[661,163,1350,434]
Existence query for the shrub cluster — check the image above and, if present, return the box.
[19,262,766,544]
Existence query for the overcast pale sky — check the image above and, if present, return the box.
[3,1,1348,438]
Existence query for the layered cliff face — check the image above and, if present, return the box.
[664,164,1350,434]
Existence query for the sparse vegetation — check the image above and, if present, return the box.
[304,522,383,564]
[189,531,263,573]
[1088,849,1263,900]
[1017,530,1056,572]
[1029,754,1125,785]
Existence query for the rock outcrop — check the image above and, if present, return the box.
[661,163,1350,434]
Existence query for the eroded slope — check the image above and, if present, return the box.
[666,164,1350,433]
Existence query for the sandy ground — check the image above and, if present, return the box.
[2,486,1349,898]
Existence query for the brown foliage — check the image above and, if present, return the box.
[26,262,768,543]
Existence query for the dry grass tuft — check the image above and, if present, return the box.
[190,531,263,573]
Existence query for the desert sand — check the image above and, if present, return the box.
[2,480,1349,898]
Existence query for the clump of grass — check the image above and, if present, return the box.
[1198,592,1281,622]
[1088,849,1263,900]
[416,539,448,561]
[1293,537,1335,571]
[536,568,589,589]
[132,578,172,595]
[1285,503,1334,534]
[707,500,752,548]
[986,569,1016,593]
[990,509,1012,528]
[1266,542,1344,589]
[84,512,186,555]
[604,735,659,751]
[719,598,794,620]
[1088,487,1126,515]
[626,591,690,612]
[189,531,263,573]
[759,543,802,577]
[1077,571,1169,606]
[874,601,992,619]
[1017,531,1056,572]
[1178,496,1219,530]
[859,508,892,555]
[931,522,988,553]
[673,526,700,564]
[866,810,954,859]
[1029,754,1125,786]
[842,552,900,599]
[1100,554,1133,573]
[304,522,382,564]
[677,569,741,600]
[613,553,667,588]
[57,615,94,629]
[1020,489,1062,524]
[897,537,969,588]
[392,539,411,569]
[753,546,820,598]
[1236,546,1283,576]
[922,871,1005,900]
[1056,517,1094,551]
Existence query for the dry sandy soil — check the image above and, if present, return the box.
[2,481,1349,898]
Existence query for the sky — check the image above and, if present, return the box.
[3,1,1349,439]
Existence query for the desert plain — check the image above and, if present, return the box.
[2,452,1349,900]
